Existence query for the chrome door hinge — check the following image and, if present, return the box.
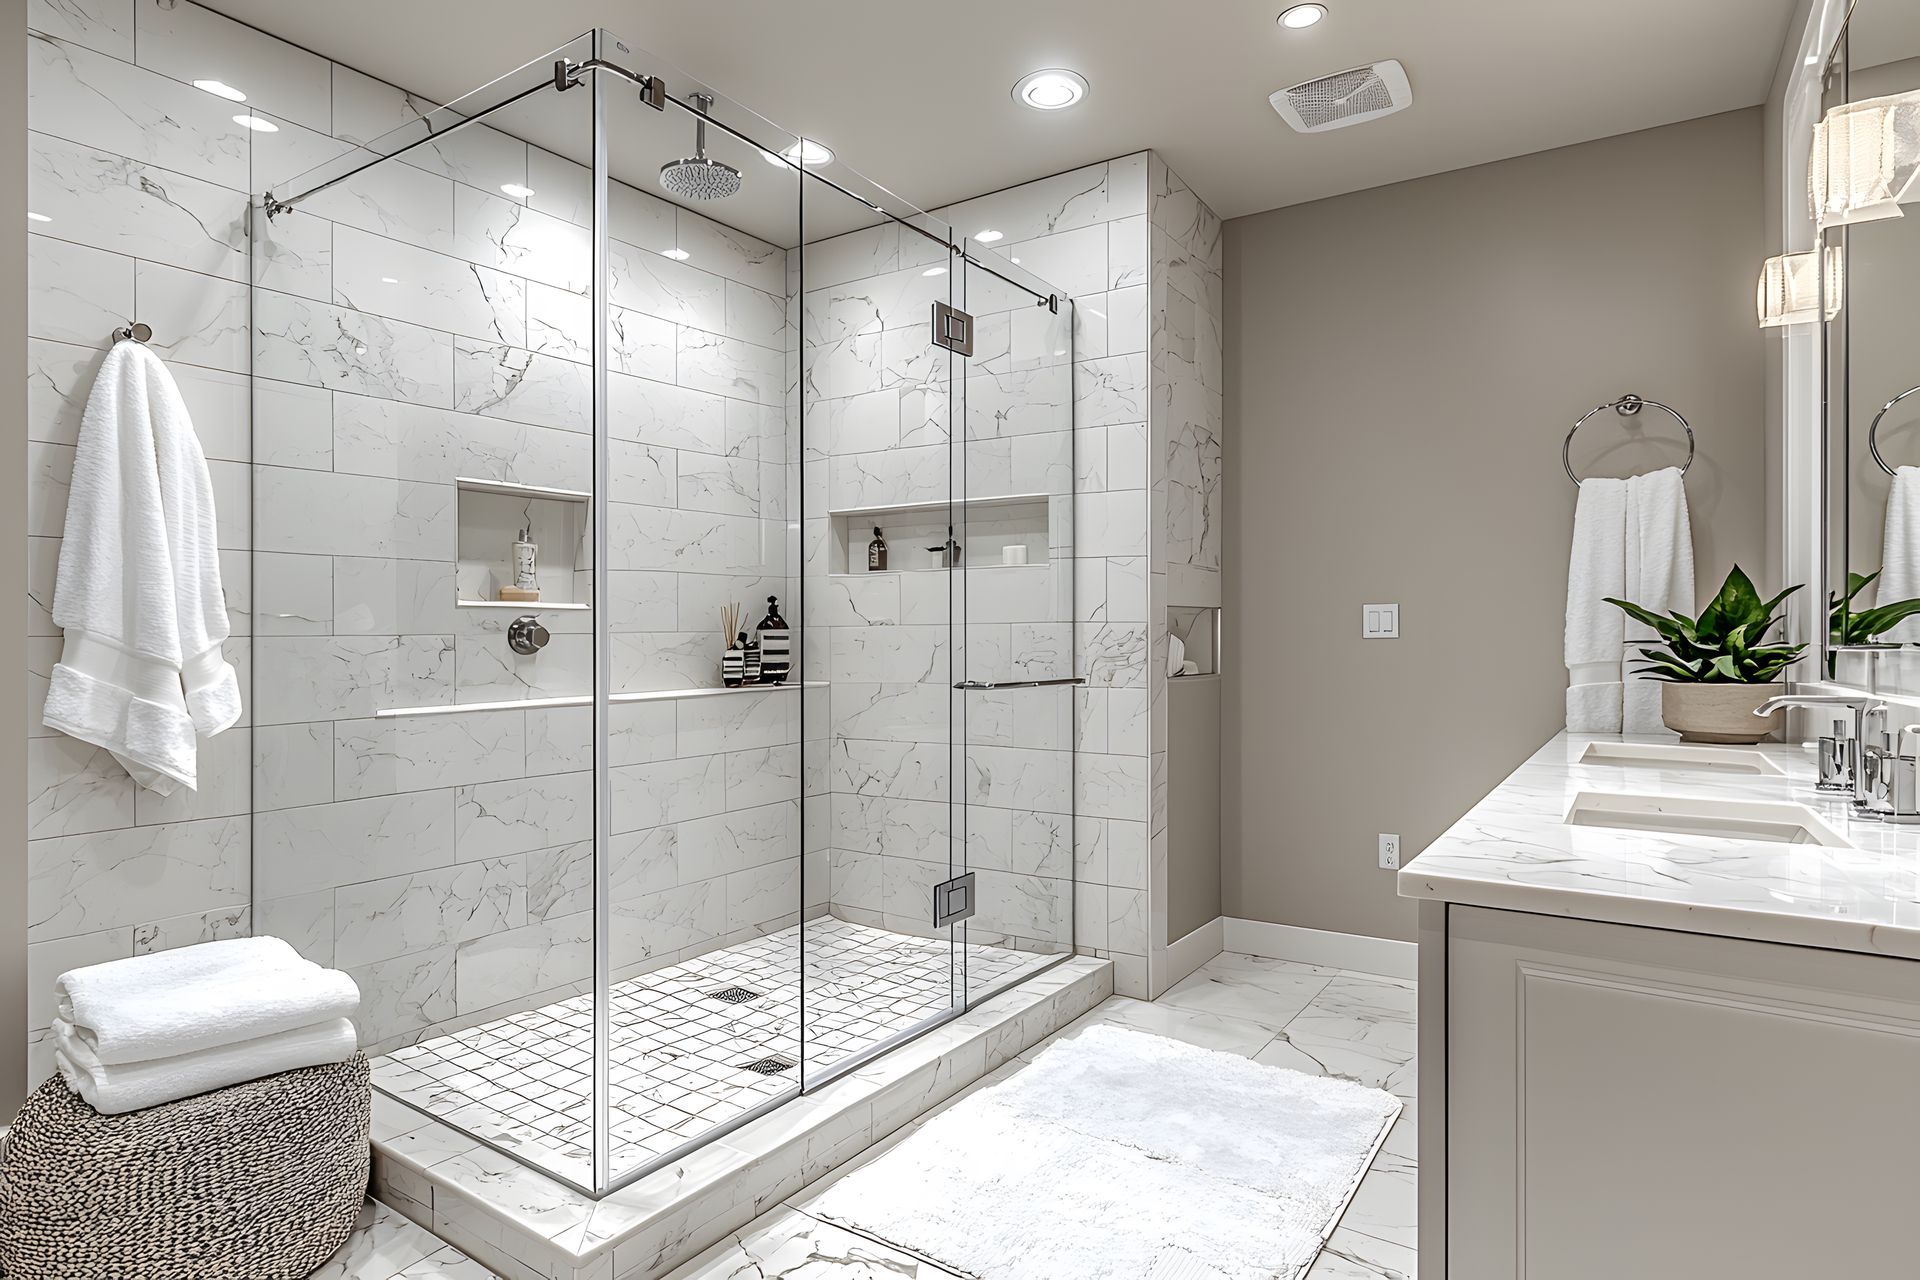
[933,872,977,928]
[932,301,974,356]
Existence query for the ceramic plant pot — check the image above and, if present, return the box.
[1661,682,1784,744]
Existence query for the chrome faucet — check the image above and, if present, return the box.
[1752,694,1877,797]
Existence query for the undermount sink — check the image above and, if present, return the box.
[1578,741,1785,777]
[1565,790,1850,847]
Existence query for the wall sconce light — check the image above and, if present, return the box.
[1756,247,1845,328]
[1810,90,1920,228]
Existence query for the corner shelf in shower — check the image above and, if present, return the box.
[455,599,592,611]
[374,681,825,720]
[828,491,1062,575]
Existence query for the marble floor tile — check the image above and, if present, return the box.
[1336,1150,1418,1253]
[1254,1028,1417,1100]
[1022,993,1277,1057]
[306,1200,464,1279]
[1155,952,1337,1028]
[661,1205,961,1279]
[1304,1226,1418,1280]
[1282,974,1418,1056]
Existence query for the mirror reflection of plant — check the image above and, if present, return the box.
[1829,570,1920,644]
[1605,565,1806,684]
[1826,570,1920,676]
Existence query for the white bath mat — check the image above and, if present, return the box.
[811,1024,1402,1280]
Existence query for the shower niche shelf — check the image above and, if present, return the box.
[454,476,591,611]
[828,492,1064,575]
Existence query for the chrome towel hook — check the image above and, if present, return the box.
[1562,393,1695,486]
[111,322,152,344]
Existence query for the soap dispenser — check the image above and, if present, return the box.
[868,526,888,572]
[756,596,790,685]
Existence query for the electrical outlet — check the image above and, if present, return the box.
[1378,833,1401,870]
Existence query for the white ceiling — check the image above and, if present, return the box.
[206,0,1801,221]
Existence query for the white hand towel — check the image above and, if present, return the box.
[56,941,359,1066]
[52,1016,358,1116]
[1879,466,1920,643]
[1566,476,1629,731]
[43,340,241,794]
[1622,467,1695,733]
[55,936,300,1027]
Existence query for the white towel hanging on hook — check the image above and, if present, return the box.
[43,334,241,793]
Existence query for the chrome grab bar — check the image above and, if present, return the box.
[953,677,1087,690]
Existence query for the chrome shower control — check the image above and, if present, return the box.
[507,615,550,656]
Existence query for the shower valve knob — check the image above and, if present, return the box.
[508,615,550,656]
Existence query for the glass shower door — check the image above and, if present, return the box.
[952,249,1079,1004]
[797,167,969,1077]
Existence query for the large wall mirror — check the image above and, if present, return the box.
[1828,7,1920,672]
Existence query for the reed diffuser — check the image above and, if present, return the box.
[720,603,745,688]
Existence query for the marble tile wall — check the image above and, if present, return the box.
[1145,157,1225,997]
[23,0,809,1075]
[25,0,265,1086]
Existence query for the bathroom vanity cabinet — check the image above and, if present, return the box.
[1403,734,1920,1279]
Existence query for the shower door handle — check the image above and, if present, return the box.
[953,678,1087,690]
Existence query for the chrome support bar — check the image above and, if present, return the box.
[953,678,1088,690]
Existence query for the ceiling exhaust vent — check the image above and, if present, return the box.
[1269,60,1412,133]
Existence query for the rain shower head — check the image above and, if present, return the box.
[661,92,742,201]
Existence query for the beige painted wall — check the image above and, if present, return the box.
[4,0,28,1120]
[1221,109,1768,942]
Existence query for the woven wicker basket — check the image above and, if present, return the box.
[0,1054,372,1280]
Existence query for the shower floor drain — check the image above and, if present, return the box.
[738,1054,798,1076]
[706,986,763,1005]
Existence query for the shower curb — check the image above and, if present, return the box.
[368,955,1114,1280]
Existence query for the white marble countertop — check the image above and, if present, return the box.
[1398,732,1920,960]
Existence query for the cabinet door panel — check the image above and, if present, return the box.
[1449,906,1920,1280]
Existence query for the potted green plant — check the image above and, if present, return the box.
[1827,570,1920,675]
[1605,566,1806,744]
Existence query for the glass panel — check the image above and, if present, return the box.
[953,248,1080,1005]
[249,34,604,1193]
[596,57,806,1186]
[798,172,966,1077]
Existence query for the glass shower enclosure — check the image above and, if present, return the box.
[249,29,1077,1194]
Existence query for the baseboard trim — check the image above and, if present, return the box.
[1155,917,1225,996]
[1221,918,1417,980]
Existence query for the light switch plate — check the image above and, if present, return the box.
[1363,603,1400,639]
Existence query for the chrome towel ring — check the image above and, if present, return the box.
[1868,384,1920,476]
[1562,393,1695,486]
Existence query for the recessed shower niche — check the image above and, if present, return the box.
[454,476,591,611]
[827,493,1063,574]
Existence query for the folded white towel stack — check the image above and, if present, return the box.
[50,937,360,1115]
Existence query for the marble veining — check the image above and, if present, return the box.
[1401,732,1920,958]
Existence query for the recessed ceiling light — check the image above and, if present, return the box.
[232,115,278,132]
[922,266,948,277]
[27,211,50,223]
[500,183,535,200]
[662,247,691,261]
[1279,4,1327,28]
[1013,69,1088,111]
[974,229,1004,243]
[194,78,246,101]
[783,140,834,166]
